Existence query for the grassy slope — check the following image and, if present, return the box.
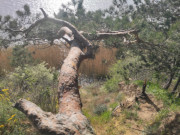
[80,81,180,135]
[0,81,179,135]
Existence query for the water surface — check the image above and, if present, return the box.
[0,0,113,17]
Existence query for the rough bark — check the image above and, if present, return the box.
[171,76,180,94]
[14,40,95,135]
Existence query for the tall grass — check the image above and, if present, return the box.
[0,48,12,72]
[0,45,117,77]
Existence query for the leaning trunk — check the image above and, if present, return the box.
[164,73,174,89]
[171,76,180,94]
[14,41,95,135]
[58,43,83,115]
[142,79,147,95]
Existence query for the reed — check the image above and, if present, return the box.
[0,48,12,72]
[0,45,117,77]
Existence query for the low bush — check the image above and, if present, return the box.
[104,98,110,103]
[116,92,125,103]
[83,109,111,125]
[104,57,145,92]
[123,109,138,120]
[1,62,58,112]
[134,80,180,134]
[109,102,119,110]
[93,104,108,115]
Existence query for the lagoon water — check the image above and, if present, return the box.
[0,0,113,17]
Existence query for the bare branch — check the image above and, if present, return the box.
[5,18,46,36]
[81,30,139,40]
[13,99,87,135]
[5,8,92,49]
[13,99,54,129]
[40,8,48,18]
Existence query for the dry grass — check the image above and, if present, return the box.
[80,47,117,76]
[0,48,12,72]
[0,45,117,76]
[80,84,143,135]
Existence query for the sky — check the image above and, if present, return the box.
[0,0,114,17]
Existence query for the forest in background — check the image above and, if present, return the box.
[0,0,179,135]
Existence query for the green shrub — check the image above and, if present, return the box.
[83,109,111,124]
[99,111,112,123]
[104,98,110,103]
[93,104,107,115]
[145,109,170,135]
[2,62,58,112]
[104,57,144,92]
[104,76,120,92]
[134,81,180,134]
[146,121,161,135]
[134,80,180,109]
[10,45,36,68]
[109,102,119,110]
[116,92,125,103]
[0,89,40,135]
[123,110,138,120]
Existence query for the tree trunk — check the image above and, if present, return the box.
[14,41,95,135]
[164,73,174,89]
[142,79,147,95]
[171,76,180,94]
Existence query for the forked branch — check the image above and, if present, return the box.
[10,8,156,135]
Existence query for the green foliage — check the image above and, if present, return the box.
[93,104,108,115]
[1,62,58,112]
[98,111,112,123]
[134,80,180,109]
[84,109,111,124]
[116,92,125,103]
[154,109,170,123]
[10,45,36,68]
[0,89,39,135]
[123,109,138,120]
[102,0,180,89]
[135,78,180,130]
[16,4,31,17]
[109,102,119,110]
[104,76,120,92]
[134,80,180,134]
[145,109,170,134]
[104,57,145,92]
[104,98,110,103]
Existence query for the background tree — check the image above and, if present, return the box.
[102,0,180,92]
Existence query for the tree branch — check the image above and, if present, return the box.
[13,99,54,130]
[40,8,48,18]
[5,18,46,36]
[13,99,84,135]
[81,30,139,40]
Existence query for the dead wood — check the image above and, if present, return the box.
[10,8,144,135]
